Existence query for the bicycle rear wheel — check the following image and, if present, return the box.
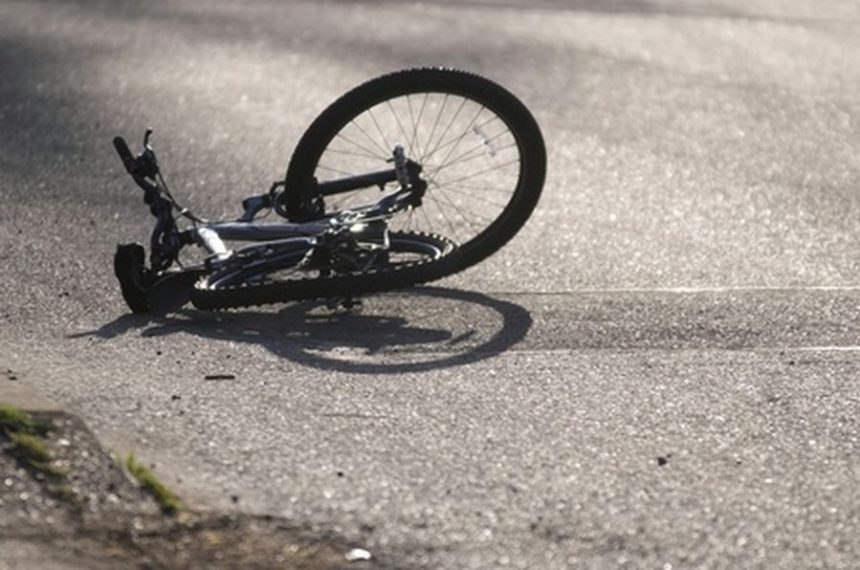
[190,231,457,310]
[279,68,546,274]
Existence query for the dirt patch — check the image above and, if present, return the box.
[0,409,377,569]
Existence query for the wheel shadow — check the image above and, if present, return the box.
[82,287,532,374]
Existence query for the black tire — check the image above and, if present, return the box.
[279,68,546,274]
[190,231,457,310]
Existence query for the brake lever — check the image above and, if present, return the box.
[135,128,160,179]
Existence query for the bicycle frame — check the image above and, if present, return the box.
[114,130,423,274]
[174,179,415,273]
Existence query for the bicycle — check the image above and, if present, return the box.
[113,68,546,313]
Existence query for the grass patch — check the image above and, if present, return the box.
[9,431,52,463]
[1,403,65,481]
[55,484,79,504]
[0,403,49,436]
[8,431,68,479]
[125,452,183,515]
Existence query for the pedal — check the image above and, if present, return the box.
[114,243,154,313]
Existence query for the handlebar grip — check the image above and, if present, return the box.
[113,136,135,173]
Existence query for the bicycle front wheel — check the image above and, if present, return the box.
[279,68,546,273]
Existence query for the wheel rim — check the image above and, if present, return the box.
[203,234,450,291]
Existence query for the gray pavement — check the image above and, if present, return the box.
[2,0,860,568]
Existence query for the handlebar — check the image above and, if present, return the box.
[113,136,136,174]
[113,129,184,272]
[113,130,161,198]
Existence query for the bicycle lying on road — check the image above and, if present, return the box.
[113,68,546,313]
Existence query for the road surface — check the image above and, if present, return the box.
[2,0,860,567]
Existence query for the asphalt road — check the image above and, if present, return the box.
[2,0,860,568]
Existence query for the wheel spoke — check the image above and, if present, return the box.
[422,96,468,163]
[387,99,416,158]
[315,163,358,177]
[367,107,393,157]
[346,118,392,159]
[411,93,430,160]
[434,138,517,172]
[324,146,388,161]
[420,93,450,163]
[433,158,520,188]
[333,131,388,163]
[425,104,486,181]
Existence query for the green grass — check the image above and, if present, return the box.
[1,403,68,482]
[125,452,183,515]
[55,484,79,504]
[9,431,51,462]
[0,403,49,435]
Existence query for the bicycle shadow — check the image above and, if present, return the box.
[83,287,532,374]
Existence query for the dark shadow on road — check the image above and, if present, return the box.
[78,287,533,374]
